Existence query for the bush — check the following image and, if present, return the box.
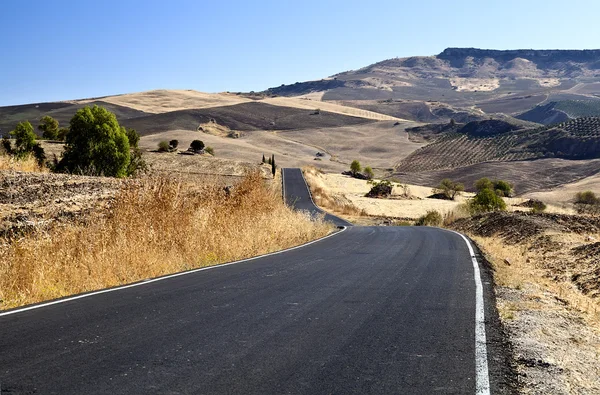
[530,200,547,213]
[436,178,465,200]
[57,127,69,141]
[475,177,513,197]
[350,160,361,176]
[190,140,205,152]
[415,210,443,226]
[205,146,214,155]
[469,188,507,213]
[366,180,393,198]
[169,139,179,149]
[11,121,38,156]
[126,128,140,148]
[575,191,599,205]
[157,141,170,152]
[364,166,374,180]
[57,105,130,177]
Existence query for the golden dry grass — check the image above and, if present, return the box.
[0,154,47,173]
[0,172,332,310]
[302,166,366,217]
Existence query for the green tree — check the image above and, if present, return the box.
[350,160,361,176]
[126,128,140,148]
[262,154,266,163]
[493,180,513,197]
[437,178,465,200]
[38,116,59,140]
[469,188,507,213]
[57,106,130,177]
[364,166,374,180]
[169,139,179,149]
[57,127,69,141]
[475,177,493,192]
[1,136,12,154]
[11,121,38,156]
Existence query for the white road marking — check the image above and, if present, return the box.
[0,227,347,318]
[449,230,491,395]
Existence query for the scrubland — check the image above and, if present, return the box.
[0,171,332,310]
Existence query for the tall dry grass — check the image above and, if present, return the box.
[0,154,47,172]
[302,166,367,217]
[0,171,332,310]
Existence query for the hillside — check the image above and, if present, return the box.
[263,48,600,116]
[517,100,600,124]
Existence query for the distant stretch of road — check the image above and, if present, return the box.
[0,168,509,394]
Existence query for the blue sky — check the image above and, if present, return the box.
[1,0,599,106]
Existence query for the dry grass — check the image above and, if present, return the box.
[0,154,47,173]
[302,166,367,217]
[0,171,332,310]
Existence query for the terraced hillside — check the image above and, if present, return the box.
[517,100,600,125]
[396,117,600,173]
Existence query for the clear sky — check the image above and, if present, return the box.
[1,0,599,106]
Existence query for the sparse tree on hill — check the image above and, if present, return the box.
[271,154,276,177]
[169,139,179,150]
[364,166,374,180]
[57,105,130,177]
[350,160,361,176]
[190,140,205,152]
[475,177,493,192]
[469,188,506,213]
[38,116,59,140]
[437,178,465,200]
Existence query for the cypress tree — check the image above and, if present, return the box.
[262,153,266,163]
[271,154,276,177]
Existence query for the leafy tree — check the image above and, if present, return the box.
[11,121,38,157]
[364,166,374,180]
[469,188,506,213]
[57,106,130,177]
[494,180,513,197]
[126,128,140,148]
[190,140,205,152]
[437,178,465,200]
[57,127,69,141]
[475,177,493,192]
[157,141,170,152]
[169,139,179,149]
[38,116,59,140]
[350,160,361,176]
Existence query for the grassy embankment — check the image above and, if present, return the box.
[0,171,332,310]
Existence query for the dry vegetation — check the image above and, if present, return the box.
[0,172,332,310]
[0,154,47,173]
[302,166,366,218]
[450,212,600,393]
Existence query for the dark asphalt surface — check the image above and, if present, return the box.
[282,168,353,227]
[0,169,513,394]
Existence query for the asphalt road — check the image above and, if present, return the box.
[0,169,513,394]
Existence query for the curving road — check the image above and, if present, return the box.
[0,169,513,394]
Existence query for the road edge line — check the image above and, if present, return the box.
[448,229,491,395]
[0,226,347,318]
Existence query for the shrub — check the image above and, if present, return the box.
[169,139,179,149]
[575,191,599,205]
[366,180,393,198]
[57,127,69,141]
[350,160,361,176]
[190,140,205,152]
[494,180,513,197]
[57,105,130,177]
[205,146,214,155]
[157,141,170,152]
[11,121,38,156]
[437,178,465,200]
[415,210,443,226]
[475,177,493,192]
[126,128,140,148]
[469,188,507,213]
[530,200,547,213]
[364,166,374,180]
[38,116,59,140]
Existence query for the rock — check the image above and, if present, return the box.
[504,258,512,266]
